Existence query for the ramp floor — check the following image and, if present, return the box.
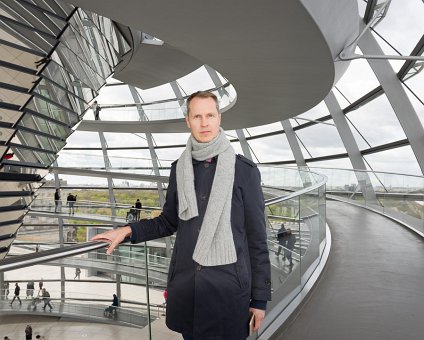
[271,200,424,340]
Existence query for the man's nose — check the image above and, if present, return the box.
[200,117,208,126]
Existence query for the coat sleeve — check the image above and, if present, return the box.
[244,166,272,302]
[128,163,179,243]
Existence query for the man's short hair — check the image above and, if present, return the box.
[186,91,219,116]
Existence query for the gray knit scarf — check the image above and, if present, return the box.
[176,128,237,266]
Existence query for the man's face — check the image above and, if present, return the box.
[186,97,221,143]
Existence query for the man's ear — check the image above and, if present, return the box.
[185,115,191,129]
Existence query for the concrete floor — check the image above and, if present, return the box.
[1,264,180,339]
[0,314,180,339]
[271,201,424,340]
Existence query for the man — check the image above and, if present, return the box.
[26,281,35,299]
[92,91,271,339]
[284,228,297,266]
[54,188,61,213]
[25,324,32,340]
[109,293,119,318]
[135,199,142,221]
[41,288,53,311]
[9,282,21,305]
[74,267,81,280]
[67,193,76,215]
[92,100,101,120]
[276,223,287,258]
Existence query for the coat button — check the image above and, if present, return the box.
[197,265,202,271]
[200,193,207,201]
[265,279,271,285]
[204,162,209,168]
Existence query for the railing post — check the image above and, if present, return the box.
[144,242,152,339]
[0,271,4,300]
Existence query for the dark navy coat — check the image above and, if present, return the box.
[129,155,271,339]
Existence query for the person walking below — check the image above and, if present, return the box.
[26,281,34,299]
[4,281,9,299]
[38,279,43,295]
[275,223,287,258]
[54,188,61,213]
[92,91,271,339]
[41,288,53,311]
[284,228,297,266]
[135,199,142,221]
[74,268,81,280]
[67,193,76,215]
[92,100,101,120]
[25,324,33,340]
[9,283,21,305]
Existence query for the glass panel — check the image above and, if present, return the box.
[245,122,283,137]
[0,0,61,36]
[307,157,353,170]
[403,67,424,104]
[0,107,23,124]
[30,0,69,18]
[299,187,320,282]
[0,65,38,88]
[346,94,407,147]
[335,47,381,102]
[19,114,71,139]
[54,44,103,90]
[333,86,352,108]
[152,132,190,146]
[26,97,79,126]
[373,0,424,56]
[34,78,88,115]
[177,66,216,94]
[248,134,293,162]
[10,145,56,166]
[371,30,404,73]
[295,101,330,121]
[155,147,186,165]
[15,130,65,152]
[363,145,422,176]
[402,83,424,127]
[0,25,45,53]
[0,17,56,52]
[64,131,101,148]
[43,61,96,104]
[0,42,40,70]
[257,166,326,338]
[62,22,111,79]
[0,87,31,106]
[295,121,346,157]
[56,150,105,168]
[70,12,112,64]
[103,133,149,148]
[311,166,423,235]
[0,127,14,142]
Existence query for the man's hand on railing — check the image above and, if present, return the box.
[91,226,132,254]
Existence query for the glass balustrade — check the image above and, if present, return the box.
[87,83,236,121]
[257,166,327,338]
[55,152,174,170]
[309,167,424,235]
[4,165,327,339]
[29,198,161,221]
